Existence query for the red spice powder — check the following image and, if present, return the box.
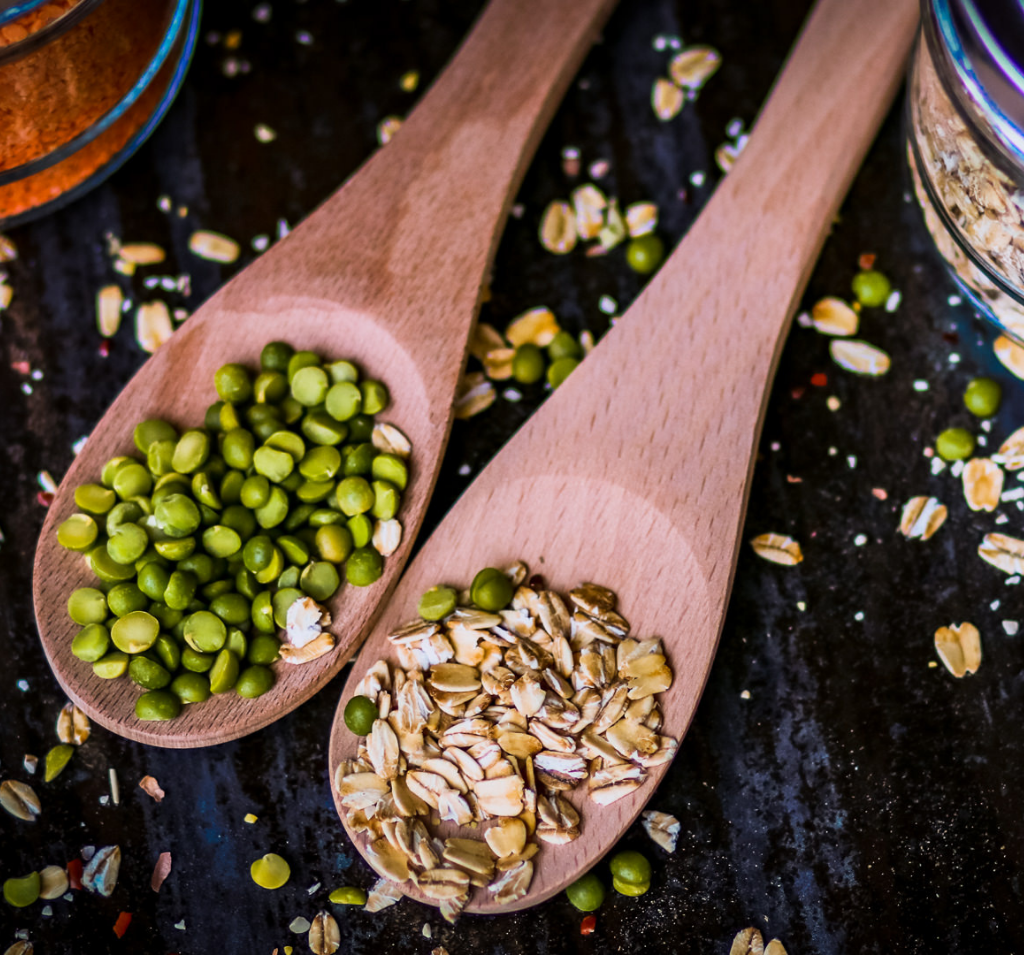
[0,0,181,221]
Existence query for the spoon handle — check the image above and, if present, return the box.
[243,0,618,378]
[508,0,918,579]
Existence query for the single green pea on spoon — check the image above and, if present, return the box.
[329,0,918,915]
[32,0,620,748]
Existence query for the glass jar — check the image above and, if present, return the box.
[0,0,200,226]
[907,0,1024,341]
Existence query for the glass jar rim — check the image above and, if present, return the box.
[0,0,193,185]
[931,0,1024,162]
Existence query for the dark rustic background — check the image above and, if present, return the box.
[3,1,1023,952]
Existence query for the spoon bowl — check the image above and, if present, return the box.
[330,0,920,912]
[32,0,618,747]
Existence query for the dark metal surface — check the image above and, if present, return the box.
[2,1,1021,952]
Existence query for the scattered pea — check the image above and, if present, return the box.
[547,356,579,389]
[565,872,605,912]
[250,853,290,890]
[512,343,545,384]
[329,886,368,905]
[625,233,664,274]
[935,427,975,461]
[851,269,892,307]
[471,567,513,611]
[547,330,582,362]
[418,586,457,621]
[609,850,651,887]
[343,695,379,735]
[3,871,41,907]
[44,744,74,781]
[963,377,1001,418]
[611,876,650,896]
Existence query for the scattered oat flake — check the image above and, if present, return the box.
[979,532,1024,574]
[829,339,890,376]
[377,116,403,145]
[539,200,577,254]
[963,458,1003,512]
[668,45,721,90]
[826,396,841,411]
[652,78,684,121]
[571,184,607,241]
[136,301,174,353]
[188,230,240,264]
[151,852,172,892]
[765,942,788,955]
[96,285,123,337]
[715,139,745,173]
[641,810,680,852]
[139,775,165,802]
[749,533,803,566]
[453,372,495,419]
[994,335,1024,379]
[934,622,982,677]
[625,201,658,238]
[730,928,764,955]
[993,426,1024,470]
[254,123,277,142]
[119,242,165,265]
[885,289,901,312]
[506,307,559,348]
[899,496,947,540]
[811,297,858,336]
[290,917,311,933]
[589,159,610,179]
[0,234,17,261]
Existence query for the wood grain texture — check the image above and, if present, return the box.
[330,0,920,914]
[31,0,618,748]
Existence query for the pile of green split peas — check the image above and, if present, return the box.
[56,341,410,722]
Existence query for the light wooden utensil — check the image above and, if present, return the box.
[32,0,619,747]
[329,0,918,914]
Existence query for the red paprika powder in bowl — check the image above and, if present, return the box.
[0,0,200,226]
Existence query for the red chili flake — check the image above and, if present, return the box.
[10,360,30,375]
[113,911,132,938]
[37,491,54,507]
[790,387,805,400]
[858,253,876,270]
[580,915,597,935]
[871,488,888,500]
[810,372,828,387]
[67,858,83,890]
[786,475,803,483]
[528,574,546,590]
[98,339,111,357]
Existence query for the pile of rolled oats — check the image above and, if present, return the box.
[909,39,1024,335]
[334,561,676,919]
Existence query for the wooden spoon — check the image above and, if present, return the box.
[329,0,918,914]
[32,0,619,747]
